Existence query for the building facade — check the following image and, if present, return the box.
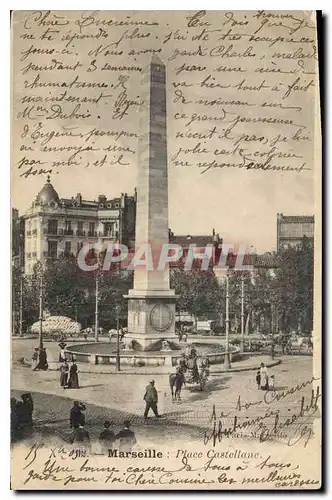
[12,208,25,269]
[277,213,314,251]
[23,177,136,274]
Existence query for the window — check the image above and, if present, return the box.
[65,221,73,235]
[48,241,58,259]
[77,241,84,252]
[48,219,58,235]
[88,222,95,236]
[64,241,71,255]
[77,221,84,236]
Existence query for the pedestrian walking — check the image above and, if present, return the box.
[269,375,275,391]
[70,401,85,428]
[67,360,79,388]
[99,421,116,451]
[260,363,269,390]
[255,369,261,389]
[60,360,69,388]
[36,348,48,370]
[143,380,161,419]
[115,420,136,452]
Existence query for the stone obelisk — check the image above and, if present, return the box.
[126,55,177,351]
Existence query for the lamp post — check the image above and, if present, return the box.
[271,303,275,360]
[94,241,103,343]
[240,275,245,353]
[38,269,44,350]
[95,271,99,343]
[19,271,23,337]
[116,305,121,371]
[224,274,231,370]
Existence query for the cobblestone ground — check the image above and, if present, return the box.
[11,338,318,447]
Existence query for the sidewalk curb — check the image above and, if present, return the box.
[40,358,281,376]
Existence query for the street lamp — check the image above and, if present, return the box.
[224,274,231,370]
[19,270,24,337]
[271,303,275,360]
[95,270,99,343]
[38,268,44,350]
[240,275,245,353]
[94,241,103,343]
[115,304,121,371]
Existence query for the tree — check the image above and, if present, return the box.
[170,265,221,328]
[274,237,314,334]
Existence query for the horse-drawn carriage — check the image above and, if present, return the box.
[169,347,210,401]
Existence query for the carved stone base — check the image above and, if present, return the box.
[125,289,178,351]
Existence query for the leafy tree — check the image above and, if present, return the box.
[170,265,221,328]
[274,237,313,334]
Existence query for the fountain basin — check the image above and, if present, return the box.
[64,342,241,367]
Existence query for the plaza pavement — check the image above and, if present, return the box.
[11,338,317,447]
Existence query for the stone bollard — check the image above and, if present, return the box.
[89,354,98,365]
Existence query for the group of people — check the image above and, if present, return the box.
[69,400,136,451]
[256,363,275,391]
[32,347,48,370]
[11,393,34,442]
[177,347,210,382]
[59,346,80,389]
[59,360,80,389]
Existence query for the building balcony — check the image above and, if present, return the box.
[44,228,59,236]
[88,231,97,237]
[64,229,74,236]
[99,231,119,239]
[76,230,85,237]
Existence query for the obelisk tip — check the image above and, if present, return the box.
[151,54,164,66]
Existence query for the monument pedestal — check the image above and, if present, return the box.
[125,289,178,351]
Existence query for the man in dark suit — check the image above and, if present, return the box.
[99,420,116,452]
[69,401,85,428]
[143,380,161,419]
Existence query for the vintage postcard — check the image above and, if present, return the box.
[11,10,322,490]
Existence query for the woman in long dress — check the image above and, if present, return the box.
[260,363,268,390]
[67,361,79,389]
[60,361,69,388]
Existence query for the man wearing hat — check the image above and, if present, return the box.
[115,420,137,452]
[69,401,85,428]
[143,380,161,419]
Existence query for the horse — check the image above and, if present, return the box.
[169,367,186,402]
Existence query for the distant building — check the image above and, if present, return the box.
[12,208,24,269]
[277,213,314,251]
[22,176,136,274]
[169,228,222,267]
